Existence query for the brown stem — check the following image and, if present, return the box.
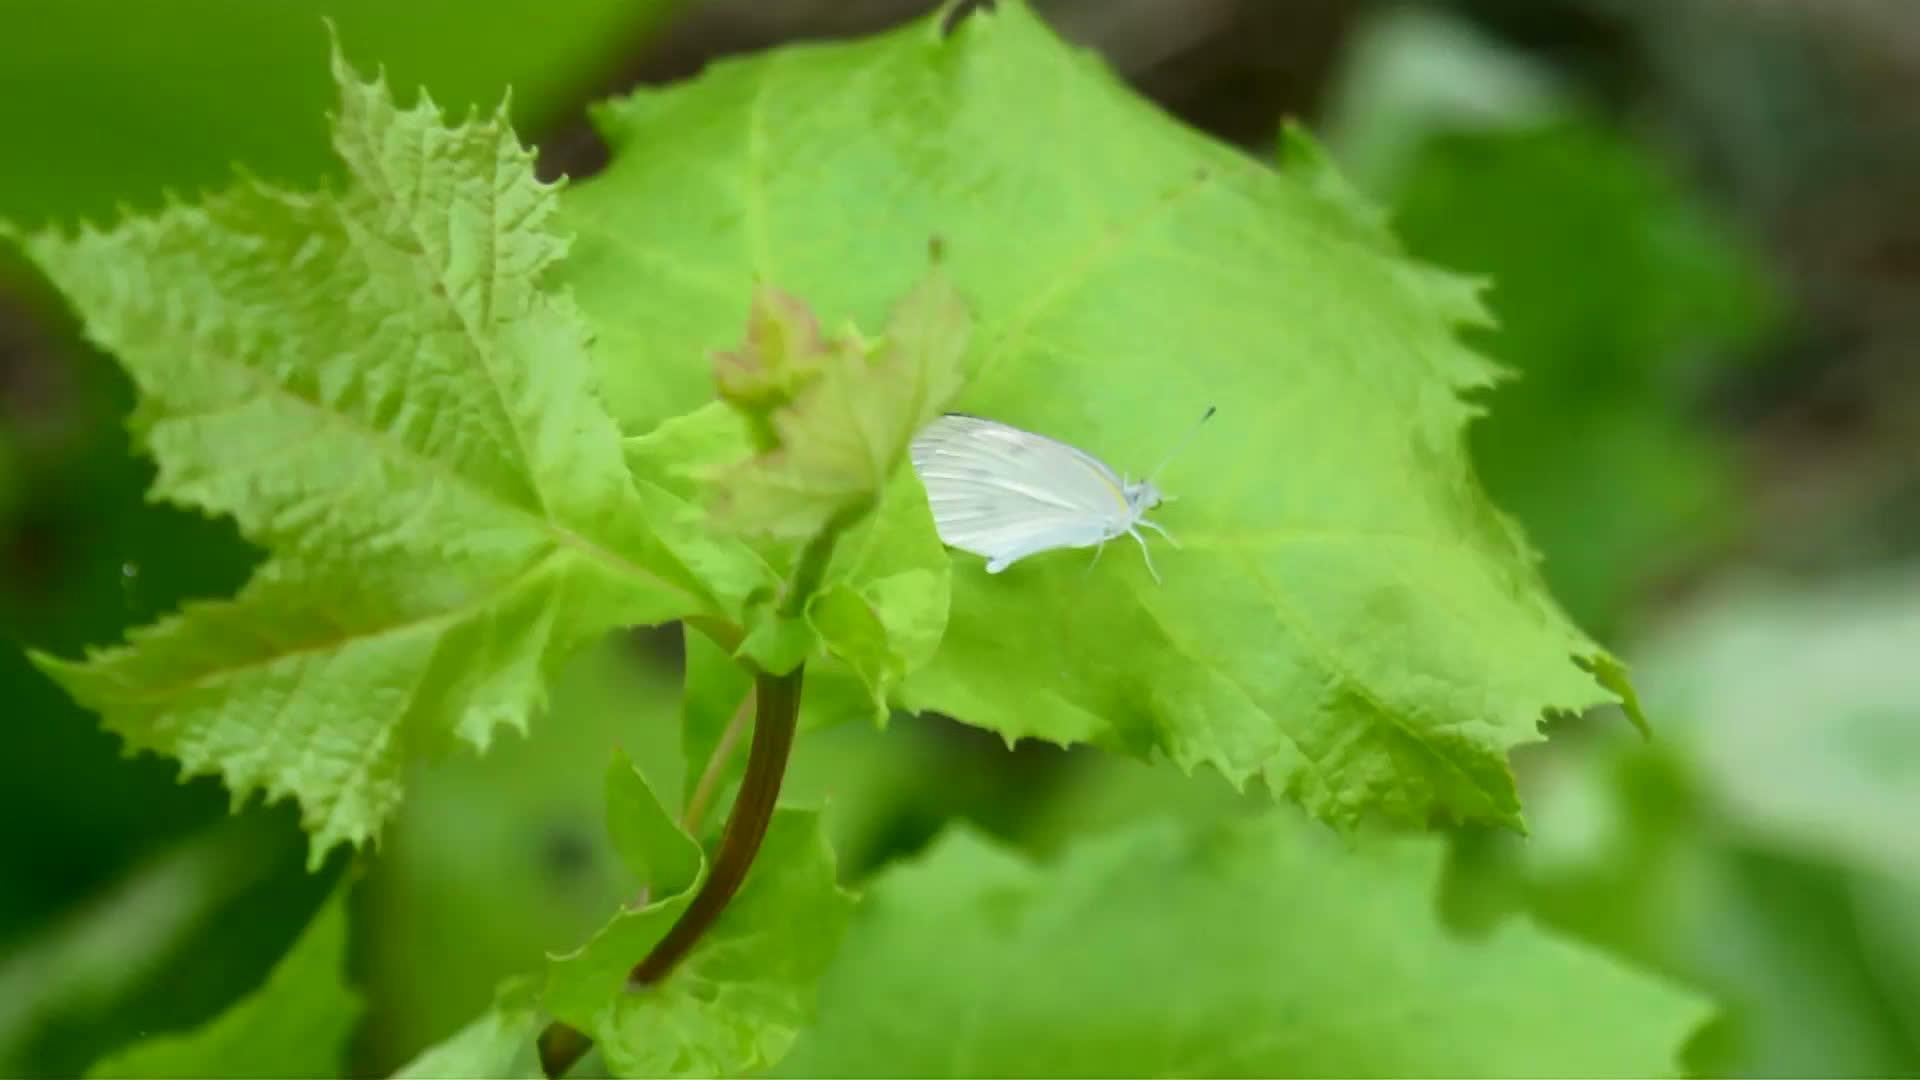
[630,688,755,911]
[540,511,843,1078]
[632,665,801,982]
[539,665,804,1078]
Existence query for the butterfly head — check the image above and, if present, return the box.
[1124,479,1164,513]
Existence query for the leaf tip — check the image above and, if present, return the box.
[322,18,364,91]
[1581,651,1651,739]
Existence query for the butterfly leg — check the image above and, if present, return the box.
[1085,540,1107,575]
[1129,527,1162,584]
[1137,517,1180,549]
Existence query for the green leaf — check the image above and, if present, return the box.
[776,812,1711,1077]
[802,461,951,719]
[605,749,702,899]
[544,750,855,1077]
[391,977,544,1079]
[633,395,952,719]
[87,886,360,1079]
[561,0,1632,830]
[13,47,721,864]
[709,273,969,540]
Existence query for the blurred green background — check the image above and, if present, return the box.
[2,0,1917,1076]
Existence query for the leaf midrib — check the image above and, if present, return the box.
[196,345,697,611]
[63,548,572,704]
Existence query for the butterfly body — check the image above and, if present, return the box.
[909,413,1179,581]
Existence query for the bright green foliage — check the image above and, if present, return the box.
[698,276,962,696]
[560,0,1634,830]
[628,279,957,704]
[709,273,968,540]
[777,812,1710,1077]
[543,750,854,1077]
[631,411,950,730]
[799,461,952,717]
[390,978,544,1079]
[14,49,722,865]
[629,401,950,715]
[87,888,359,1078]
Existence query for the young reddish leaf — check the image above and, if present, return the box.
[709,273,969,540]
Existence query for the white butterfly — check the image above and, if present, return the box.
[909,408,1213,583]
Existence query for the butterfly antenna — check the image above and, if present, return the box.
[1148,405,1217,483]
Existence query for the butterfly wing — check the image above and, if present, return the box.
[909,414,1131,572]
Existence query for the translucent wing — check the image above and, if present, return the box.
[909,414,1131,572]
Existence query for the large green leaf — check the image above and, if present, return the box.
[12,49,728,864]
[86,886,359,1079]
[776,811,1709,1077]
[562,0,1632,828]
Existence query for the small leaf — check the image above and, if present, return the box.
[807,586,894,692]
[808,571,945,715]
[606,749,702,899]
[14,45,721,864]
[636,402,953,720]
[712,286,836,448]
[544,752,855,1077]
[87,887,360,1079]
[776,812,1712,1077]
[736,612,818,675]
[709,273,969,539]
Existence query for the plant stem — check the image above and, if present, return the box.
[538,665,805,1078]
[782,501,862,619]
[539,518,846,1078]
[633,664,802,982]
[682,691,757,836]
[632,688,755,909]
